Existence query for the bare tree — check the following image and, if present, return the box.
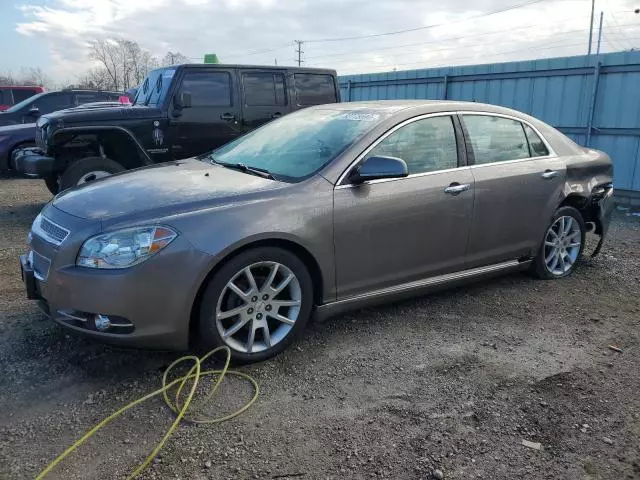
[88,39,122,90]
[76,68,112,90]
[161,51,191,66]
[20,67,54,88]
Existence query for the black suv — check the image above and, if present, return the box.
[0,89,123,128]
[13,64,339,193]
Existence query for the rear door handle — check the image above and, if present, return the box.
[220,113,236,121]
[542,170,559,179]
[444,183,471,195]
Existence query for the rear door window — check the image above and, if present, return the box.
[462,115,530,164]
[293,73,337,106]
[523,124,549,157]
[181,71,232,107]
[12,89,36,103]
[242,72,286,106]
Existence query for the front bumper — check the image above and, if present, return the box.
[21,208,212,350]
[590,183,615,257]
[12,147,55,178]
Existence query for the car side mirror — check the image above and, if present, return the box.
[349,155,409,184]
[28,106,41,117]
[175,92,192,109]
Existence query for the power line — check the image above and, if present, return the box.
[306,21,595,62]
[338,36,640,74]
[303,0,556,43]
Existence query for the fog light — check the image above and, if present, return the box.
[94,314,111,331]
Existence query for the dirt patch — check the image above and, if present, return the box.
[0,178,638,479]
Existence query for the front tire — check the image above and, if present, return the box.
[59,156,125,191]
[197,247,314,363]
[531,206,585,279]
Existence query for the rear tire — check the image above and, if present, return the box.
[197,247,314,364]
[59,156,125,191]
[44,175,59,195]
[531,206,585,279]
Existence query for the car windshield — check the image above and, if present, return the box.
[4,92,45,113]
[133,67,177,107]
[210,108,388,182]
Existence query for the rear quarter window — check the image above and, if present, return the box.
[294,73,337,106]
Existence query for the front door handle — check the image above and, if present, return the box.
[271,112,282,119]
[542,170,559,179]
[220,113,236,121]
[444,183,471,195]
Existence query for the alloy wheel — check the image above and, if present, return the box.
[544,215,582,276]
[215,261,302,354]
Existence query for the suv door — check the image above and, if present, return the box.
[333,114,475,298]
[460,113,566,268]
[240,70,291,131]
[169,68,241,159]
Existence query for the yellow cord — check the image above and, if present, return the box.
[36,346,259,480]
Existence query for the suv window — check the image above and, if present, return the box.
[12,89,36,103]
[242,72,286,106]
[32,93,73,114]
[294,73,337,106]
[523,124,549,157]
[75,93,102,105]
[0,90,9,105]
[366,116,458,175]
[463,115,530,164]
[182,71,232,107]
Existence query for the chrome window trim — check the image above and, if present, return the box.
[457,110,558,165]
[335,111,457,188]
[32,214,70,247]
[335,165,471,190]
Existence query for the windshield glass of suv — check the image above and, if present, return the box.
[211,108,388,182]
[5,92,45,113]
[134,67,177,107]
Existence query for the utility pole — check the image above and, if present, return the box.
[588,0,596,55]
[596,11,604,55]
[294,40,304,66]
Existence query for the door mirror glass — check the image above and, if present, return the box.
[175,92,192,109]
[350,155,408,184]
[28,106,40,117]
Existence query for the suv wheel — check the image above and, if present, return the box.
[197,247,314,363]
[531,206,585,279]
[59,156,125,191]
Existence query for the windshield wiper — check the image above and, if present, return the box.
[211,159,275,180]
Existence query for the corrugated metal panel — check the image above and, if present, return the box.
[339,52,640,192]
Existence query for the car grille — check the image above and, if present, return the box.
[34,215,70,246]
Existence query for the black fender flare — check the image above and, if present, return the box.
[50,125,153,166]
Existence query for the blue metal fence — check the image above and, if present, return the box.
[338,51,640,194]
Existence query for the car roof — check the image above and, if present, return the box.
[174,64,336,74]
[308,100,531,117]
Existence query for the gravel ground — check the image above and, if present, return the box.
[0,176,639,480]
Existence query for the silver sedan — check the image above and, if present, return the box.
[20,101,614,362]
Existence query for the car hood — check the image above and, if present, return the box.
[43,104,161,124]
[0,122,36,135]
[52,159,287,221]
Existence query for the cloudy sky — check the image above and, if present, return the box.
[3,0,640,82]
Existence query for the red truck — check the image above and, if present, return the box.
[0,86,45,111]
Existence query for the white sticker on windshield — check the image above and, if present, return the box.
[341,113,380,121]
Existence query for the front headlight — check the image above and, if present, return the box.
[77,226,178,269]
